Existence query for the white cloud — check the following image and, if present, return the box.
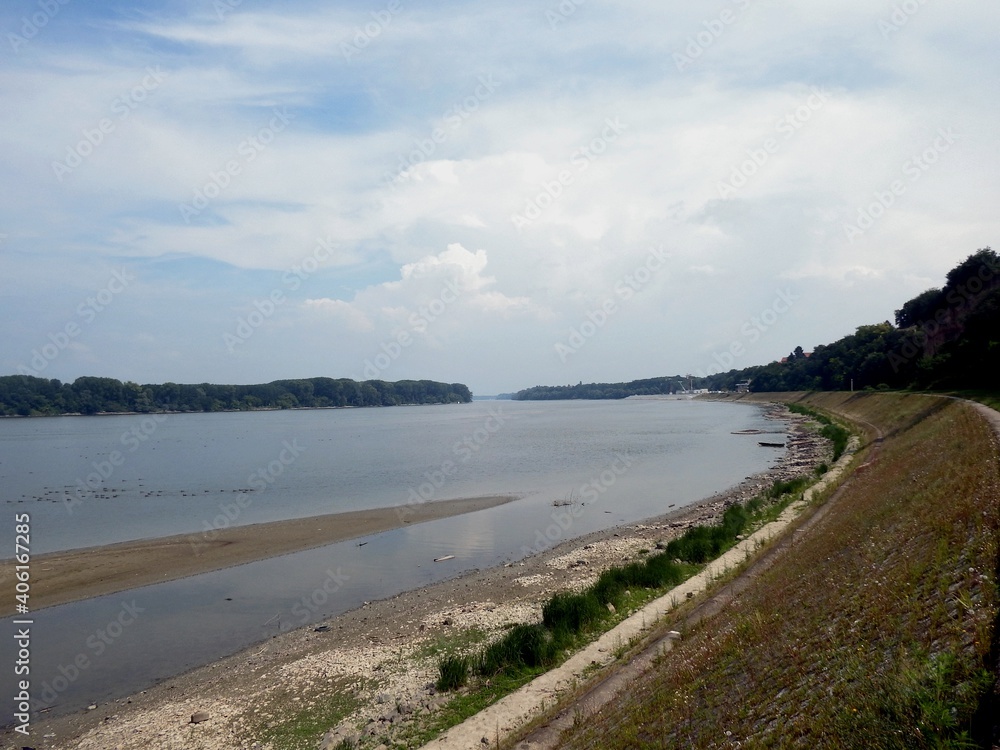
[306,243,532,333]
[0,0,998,392]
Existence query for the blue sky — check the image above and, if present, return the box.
[1,0,998,394]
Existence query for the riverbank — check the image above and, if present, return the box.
[7,404,832,749]
[551,393,1000,748]
[0,495,519,616]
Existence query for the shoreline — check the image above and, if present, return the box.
[0,495,519,616]
[13,404,833,749]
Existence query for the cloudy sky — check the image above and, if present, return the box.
[1,0,997,395]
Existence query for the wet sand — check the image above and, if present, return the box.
[0,495,518,616]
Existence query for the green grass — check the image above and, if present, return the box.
[556,393,1000,749]
[439,499,770,689]
[948,389,1000,412]
[542,591,607,633]
[417,626,488,659]
[787,401,851,460]
[252,682,360,750]
[436,654,471,691]
[476,623,557,676]
[393,670,544,748]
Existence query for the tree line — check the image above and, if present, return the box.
[514,377,686,401]
[0,376,472,416]
[515,247,999,399]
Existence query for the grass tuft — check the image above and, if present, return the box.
[435,654,470,692]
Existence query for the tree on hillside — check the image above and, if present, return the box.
[895,288,942,328]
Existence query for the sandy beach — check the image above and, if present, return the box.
[0,495,518,616]
[2,404,836,750]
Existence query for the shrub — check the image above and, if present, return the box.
[543,591,605,634]
[768,477,810,499]
[590,569,623,607]
[436,654,470,691]
[476,624,554,676]
[721,504,748,536]
[820,423,850,461]
[644,553,685,587]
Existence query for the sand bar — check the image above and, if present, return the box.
[0,494,518,616]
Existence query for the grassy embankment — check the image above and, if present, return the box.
[555,392,1000,749]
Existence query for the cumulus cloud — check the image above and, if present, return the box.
[306,243,532,334]
[0,0,997,392]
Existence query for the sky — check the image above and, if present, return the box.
[1,0,997,396]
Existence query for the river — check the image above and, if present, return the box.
[1,398,785,719]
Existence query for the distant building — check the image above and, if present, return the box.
[779,351,813,364]
[736,381,751,393]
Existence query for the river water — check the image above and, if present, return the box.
[1,398,785,721]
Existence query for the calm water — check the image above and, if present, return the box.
[1,399,785,722]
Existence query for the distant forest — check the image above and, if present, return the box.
[516,247,999,399]
[0,376,472,416]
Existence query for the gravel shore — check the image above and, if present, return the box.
[11,404,830,750]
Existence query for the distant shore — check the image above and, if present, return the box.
[0,494,518,616]
[0,401,464,419]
